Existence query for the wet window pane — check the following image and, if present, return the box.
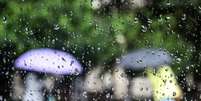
[0,0,200,100]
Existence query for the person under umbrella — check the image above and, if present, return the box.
[14,48,83,101]
[117,48,182,100]
[147,65,182,101]
[83,65,113,101]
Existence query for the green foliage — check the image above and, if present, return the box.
[0,0,197,72]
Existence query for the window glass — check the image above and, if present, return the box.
[0,0,200,100]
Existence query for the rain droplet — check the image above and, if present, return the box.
[2,16,7,23]
[61,57,66,62]
[82,91,87,98]
[162,93,165,96]
[74,68,79,75]
[176,58,181,63]
[137,59,143,64]
[54,24,60,30]
[173,92,176,96]
[181,14,186,21]
[116,58,121,64]
[106,93,111,98]
[141,25,148,32]
[166,2,171,6]
[70,60,74,66]
[166,16,171,20]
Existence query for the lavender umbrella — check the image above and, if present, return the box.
[14,48,83,75]
[14,48,83,101]
[119,48,172,70]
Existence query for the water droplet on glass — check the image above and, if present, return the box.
[173,92,176,96]
[181,14,186,21]
[141,25,147,32]
[116,58,121,64]
[70,60,74,66]
[2,16,7,24]
[176,58,181,63]
[54,24,60,30]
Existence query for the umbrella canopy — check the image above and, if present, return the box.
[14,48,83,75]
[119,48,172,70]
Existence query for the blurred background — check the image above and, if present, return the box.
[0,0,201,100]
